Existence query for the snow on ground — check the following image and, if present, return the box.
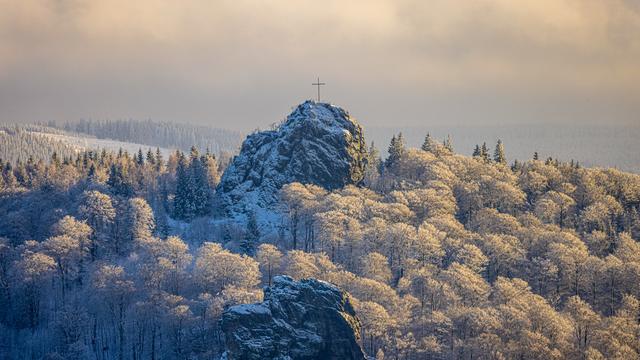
[30,131,174,157]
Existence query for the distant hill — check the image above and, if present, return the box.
[56,119,243,155]
[365,124,640,173]
[0,125,77,163]
[0,124,175,164]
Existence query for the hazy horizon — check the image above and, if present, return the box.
[1,1,639,131]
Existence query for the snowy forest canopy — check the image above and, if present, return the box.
[57,118,243,155]
[0,133,639,359]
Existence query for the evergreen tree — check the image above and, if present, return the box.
[107,163,133,197]
[189,147,211,217]
[493,139,506,164]
[421,133,433,152]
[136,149,144,166]
[385,133,405,168]
[155,147,164,173]
[481,142,490,162]
[472,144,481,157]
[146,149,155,166]
[174,151,190,220]
[242,212,260,255]
[533,151,539,160]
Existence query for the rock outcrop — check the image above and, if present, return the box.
[214,100,367,221]
[221,276,366,360]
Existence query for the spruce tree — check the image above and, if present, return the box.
[533,151,539,160]
[385,133,405,168]
[242,212,260,255]
[472,145,481,157]
[155,148,164,173]
[174,152,191,219]
[481,142,490,162]
[136,149,144,166]
[189,147,211,217]
[421,133,433,152]
[493,139,506,164]
[107,163,133,197]
[146,149,155,166]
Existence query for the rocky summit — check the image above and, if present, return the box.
[214,100,367,221]
[221,276,366,360]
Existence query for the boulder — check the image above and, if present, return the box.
[221,276,366,360]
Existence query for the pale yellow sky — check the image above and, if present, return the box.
[0,0,638,129]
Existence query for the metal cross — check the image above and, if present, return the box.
[312,77,326,102]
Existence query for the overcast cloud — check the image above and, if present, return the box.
[0,0,638,130]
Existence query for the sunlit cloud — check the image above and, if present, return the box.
[0,0,638,128]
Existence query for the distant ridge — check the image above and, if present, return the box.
[54,118,243,155]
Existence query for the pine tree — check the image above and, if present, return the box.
[533,151,539,160]
[421,133,433,152]
[481,142,490,162]
[107,163,133,197]
[472,144,481,157]
[189,147,211,217]
[385,133,405,168]
[136,149,144,166]
[146,149,155,166]
[155,147,164,173]
[242,212,260,255]
[493,139,506,164]
[174,152,190,219]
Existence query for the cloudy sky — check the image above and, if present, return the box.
[1,0,638,130]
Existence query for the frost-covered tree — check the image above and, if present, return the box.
[256,244,283,286]
[493,139,506,164]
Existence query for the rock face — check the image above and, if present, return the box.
[214,100,367,220]
[221,276,366,360]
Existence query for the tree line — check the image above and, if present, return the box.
[57,118,242,155]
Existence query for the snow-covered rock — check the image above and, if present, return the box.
[214,100,367,223]
[221,276,366,360]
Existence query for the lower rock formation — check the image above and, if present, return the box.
[221,276,366,360]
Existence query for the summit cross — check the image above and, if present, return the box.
[312,77,326,102]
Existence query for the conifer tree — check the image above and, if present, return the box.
[136,149,144,166]
[385,133,405,168]
[242,212,260,255]
[146,149,155,166]
[533,151,539,160]
[493,139,506,164]
[107,163,133,197]
[472,145,481,157]
[481,142,490,162]
[155,148,164,173]
[189,147,211,217]
[174,152,191,219]
[421,133,433,152]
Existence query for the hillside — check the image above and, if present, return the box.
[0,124,173,164]
[0,102,639,359]
[57,118,243,155]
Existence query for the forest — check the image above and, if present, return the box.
[57,119,242,155]
[0,133,639,360]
